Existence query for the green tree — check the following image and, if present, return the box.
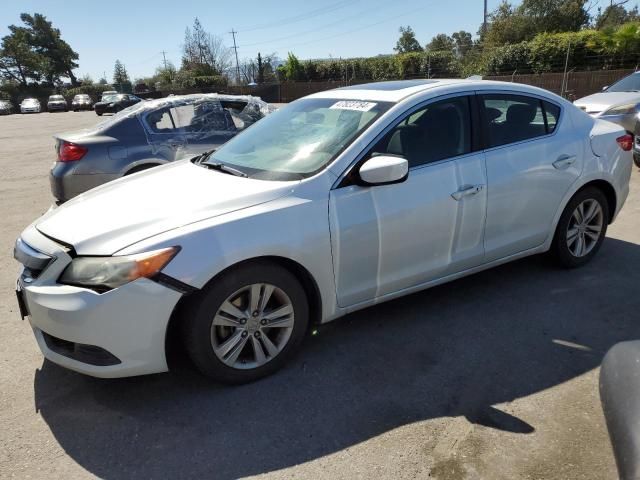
[181,18,231,77]
[154,61,176,85]
[426,34,455,53]
[0,13,79,86]
[485,0,590,46]
[19,13,79,86]
[595,2,640,29]
[394,26,422,53]
[279,52,305,81]
[452,31,473,57]
[98,76,108,85]
[0,26,41,85]
[520,0,590,33]
[112,59,130,92]
[484,1,537,45]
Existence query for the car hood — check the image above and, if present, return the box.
[574,91,640,114]
[36,160,297,255]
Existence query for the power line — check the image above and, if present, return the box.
[237,0,360,32]
[238,0,392,48]
[269,4,430,52]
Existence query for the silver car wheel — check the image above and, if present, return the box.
[566,199,604,258]
[210,283,294,370]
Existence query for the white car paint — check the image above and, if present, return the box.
[15,79,633,378]
[573,91,640,115]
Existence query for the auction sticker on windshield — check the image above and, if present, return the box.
[330,100,377,112]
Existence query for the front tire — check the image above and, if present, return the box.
[182,262,309,383]
[551,187,609,268]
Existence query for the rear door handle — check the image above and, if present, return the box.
[553,155,576,170]
[451,184,484,201]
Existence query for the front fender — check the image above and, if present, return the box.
[116,195,339,323]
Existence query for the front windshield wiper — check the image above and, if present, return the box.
[201,161,248,178]
[192,150,215,164]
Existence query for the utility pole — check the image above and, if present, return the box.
[230,29,241,85]
[561,42,571,98]
[161,51,168,70]
[483,0,488,35]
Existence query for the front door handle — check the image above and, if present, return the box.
[451,184,484,201]
[553,154,576,170]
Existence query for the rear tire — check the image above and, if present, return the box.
[551,187,609,268]
[182,262,309,384]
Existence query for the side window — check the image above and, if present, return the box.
[369,96,472,168]
[481,94,547,148]
[145,108,175,133]
[170,101,237,134]
[543,101,561,133]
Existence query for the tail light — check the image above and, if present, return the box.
[58,141,87,162]
[616,134,633,152]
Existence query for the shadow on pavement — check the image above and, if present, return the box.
[33,238,640,479]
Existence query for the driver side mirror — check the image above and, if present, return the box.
[358,155,408,186]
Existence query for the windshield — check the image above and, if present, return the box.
[22,99,37,104]
[49,95,64,101]
[102,95,117,102]
[74,95,89,100]
[606,74,640,92]
[208,98,393,180]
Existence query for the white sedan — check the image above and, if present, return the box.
[14,79,633,383]
[20,97,41,114]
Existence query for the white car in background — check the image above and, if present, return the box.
[20,98,41,114]
[574,71,640,167]
[14,79,633,383]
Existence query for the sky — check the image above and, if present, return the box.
[0,0,622,82]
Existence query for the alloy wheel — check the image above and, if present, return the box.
[210,283,294,370]
[566,198,604,258]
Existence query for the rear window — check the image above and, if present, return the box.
[543,101,561,133]
[481,94,560,148]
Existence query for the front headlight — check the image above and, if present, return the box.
[59,247,179,291]
[603,103,639,116]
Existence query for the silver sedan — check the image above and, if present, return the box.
[15,79,633,383]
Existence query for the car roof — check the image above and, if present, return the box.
[308,79,561,103]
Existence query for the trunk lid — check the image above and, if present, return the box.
[590,118,626,157]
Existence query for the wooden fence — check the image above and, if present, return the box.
[158,69,637,103]
[484,69,636,100]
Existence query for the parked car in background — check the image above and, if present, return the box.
[94,94,142,116]
[71,94,93,111]
[47,95,68,112]
[574,71,640,167]
[20,98,41,114]
[50,93,275,202]
[16,80,632,383]
[0,100,13,115]
[100,90,118,101]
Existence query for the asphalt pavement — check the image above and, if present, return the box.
[1,110,639,479]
